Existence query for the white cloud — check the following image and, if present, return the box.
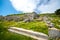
[10,0,40,13]
[38,0,60,13]
[10,0,60,13]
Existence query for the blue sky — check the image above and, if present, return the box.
[0,0,60,16]
[0,0,20,16]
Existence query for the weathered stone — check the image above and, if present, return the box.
[48,28,60,40]
[5,16,21,21]
[0,16,5,21]
[0,12,39,22]
[47,22,54,28]
[43,16,48,22]
[23,12,39,22]
[23,18,30,22]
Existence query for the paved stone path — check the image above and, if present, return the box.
[8,27,48,40]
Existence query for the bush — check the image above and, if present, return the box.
[55,9,60,15]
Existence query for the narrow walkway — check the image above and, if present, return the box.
[8,27,48,40]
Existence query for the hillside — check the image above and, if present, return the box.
[0,13,60,40]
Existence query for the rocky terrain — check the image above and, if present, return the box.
[0,12,60,40]
[0,12,39,22]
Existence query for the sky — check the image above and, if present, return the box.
[0,0,60,16]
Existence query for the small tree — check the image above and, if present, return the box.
[55,9,60,15]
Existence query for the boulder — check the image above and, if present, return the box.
[48,28,60,40]
[24,12,39,22]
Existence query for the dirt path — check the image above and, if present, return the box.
[8,27,48,40]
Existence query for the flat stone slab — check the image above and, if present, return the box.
[8,27,48,40]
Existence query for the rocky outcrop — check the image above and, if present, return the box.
[5,16,21,21]
[48,28,60,40]
[23,12,39,22]
[0,15,24,22]
[0,12,39,22]
[0,16,5,21]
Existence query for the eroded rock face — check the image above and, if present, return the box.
[0,16,5,21]
[0,12,39,22]
[5,16,22,22]
[23,12,39,22]
[48,28,60,40]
